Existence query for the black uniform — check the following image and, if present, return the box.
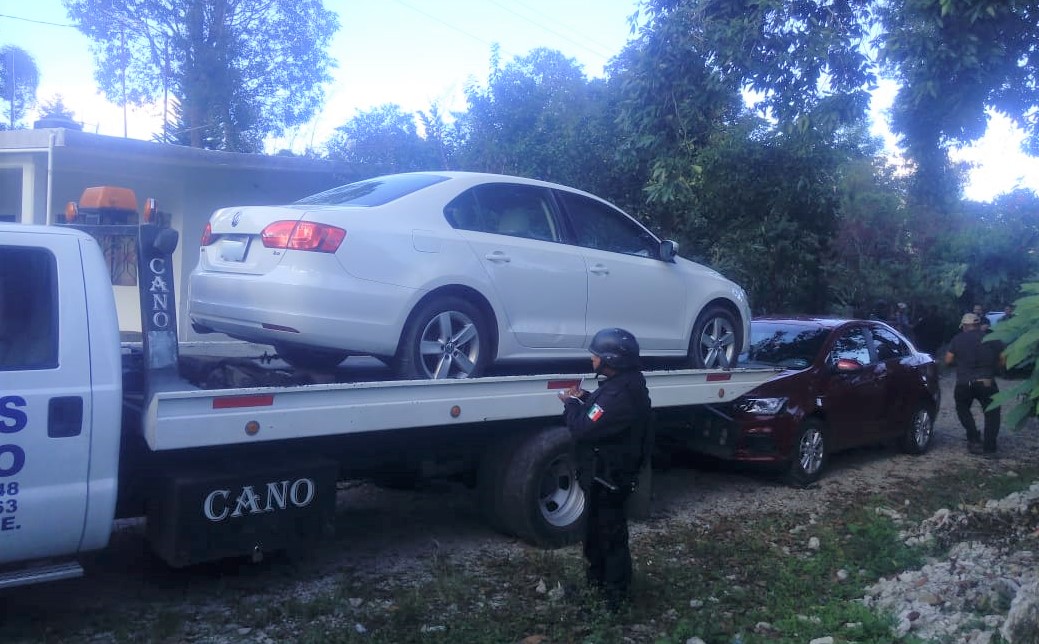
[563,369,651,607]
[947,328,1005,453]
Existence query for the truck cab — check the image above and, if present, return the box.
[0,224,123,585]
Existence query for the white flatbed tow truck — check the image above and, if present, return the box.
[0,206,776,590]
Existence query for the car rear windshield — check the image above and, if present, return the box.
[744,322,829,369]
[295,174,449,207]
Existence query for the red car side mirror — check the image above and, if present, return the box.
[834,357,865,373]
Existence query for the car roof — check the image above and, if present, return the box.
[372,170,596,193]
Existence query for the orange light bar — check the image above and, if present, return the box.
[79,186,138,211]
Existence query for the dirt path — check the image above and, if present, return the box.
[3,373,1038,640]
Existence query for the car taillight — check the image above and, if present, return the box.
[261,221,346,253]
[201,222,215,246]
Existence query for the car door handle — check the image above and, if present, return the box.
[48,396,83,438]
[589,263,609,275]
[484,251,511,263]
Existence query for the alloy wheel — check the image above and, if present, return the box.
[418,310,481,379]
[698,315,737,368]
[798,425,825,476]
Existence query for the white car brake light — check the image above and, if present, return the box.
[261,220,346,253]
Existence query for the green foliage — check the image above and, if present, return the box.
[610,5,743,212]
[880,0,1039,204]
[325,104,443,175]
[0,45,40,129]
[455,48,622,196]
[990,282,1039,428]
[956,190,1039,311]
[37,95,77,120]
[640,0,877,135]
[62,0,339,151]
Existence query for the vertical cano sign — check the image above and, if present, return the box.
[137,224,180,372]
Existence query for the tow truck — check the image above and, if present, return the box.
[0,188,777,589]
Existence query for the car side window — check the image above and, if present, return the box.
[0,246,59,371]
[443,190,487,232]
[828,327,872,366]
[445,184,559,242]
[873,326,910,361]
[554,190,658,258]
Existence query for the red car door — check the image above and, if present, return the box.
[870,324,917,438]
[819,324,888,451]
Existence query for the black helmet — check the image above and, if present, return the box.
[589,327,641,371]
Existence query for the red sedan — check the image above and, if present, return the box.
[662,317,941,485]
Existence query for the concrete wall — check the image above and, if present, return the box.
[0,129,359,339]
[0,150,46,224]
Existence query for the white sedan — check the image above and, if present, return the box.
[188,172,751,379]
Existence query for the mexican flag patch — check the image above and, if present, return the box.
[587,403,604,422]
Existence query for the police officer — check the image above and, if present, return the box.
[946,313,1006,456]
[558,328,652,610]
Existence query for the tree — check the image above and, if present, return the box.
[638,0,877,136]
[456,48,620,195]
[418,104,455,171]
[0,45,40,130]
[38,95,77,121]
[63,0,339,151]
[629,1,1039,209]
[684,121,862,315]
[880,0,1039,206]
[955,190,1039,310]
[35,94,84,130]
[610,8,744,211]
[325,104,441,174]
[990,282,1039,429]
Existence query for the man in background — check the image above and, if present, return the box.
[972,304,992,333]
[945,313,1006,456]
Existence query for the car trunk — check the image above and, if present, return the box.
[201,205,310,275]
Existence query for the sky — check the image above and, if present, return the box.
[2,0,1038,202]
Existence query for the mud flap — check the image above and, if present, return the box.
[146,457,337,568]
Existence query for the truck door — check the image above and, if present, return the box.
[0,235,93,564]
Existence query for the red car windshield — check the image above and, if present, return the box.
[744,322,830,369]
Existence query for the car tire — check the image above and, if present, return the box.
[899,404,934,455]
[495,425,585,548]
[396,296,490,380]
[274,344,349,371]
[689,305,742,369]
[788,419,827,487]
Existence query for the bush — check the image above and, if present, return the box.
[989,281,1039,427]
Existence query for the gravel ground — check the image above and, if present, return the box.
[3,372,1038,641]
